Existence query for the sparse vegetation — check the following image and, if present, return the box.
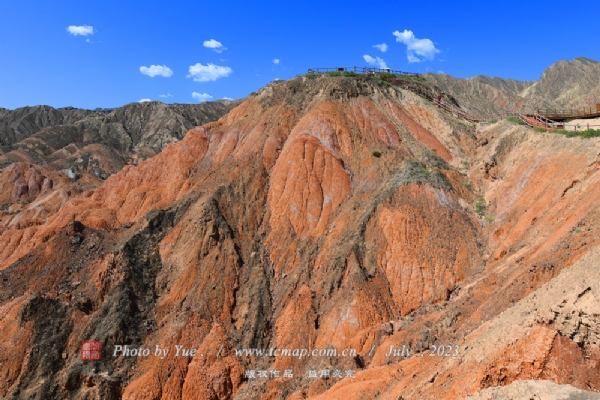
[325,71,341,77]
[533,127,546,132]
[462,181,474,191]
[372,150,382,158]
[416,163,431,177]
[506,116,525,125]
[378,72,399,79]
[396,159,453,190]
[304,72,322,79]
[475,195,486,216]
[343,71,358,77]
[487,119,498,125]
[404,74,426,82]
[371,76,391,86]
[554,128,600,138]
[485,215,494,222]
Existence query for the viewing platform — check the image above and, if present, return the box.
[306,66,422,77]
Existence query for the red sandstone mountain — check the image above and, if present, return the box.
[1,74,600,400]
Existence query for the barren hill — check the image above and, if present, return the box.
[0,105,96,146]
[426,57,600,116]
[1,74,600,400]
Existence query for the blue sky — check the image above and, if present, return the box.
[1,0,599,109]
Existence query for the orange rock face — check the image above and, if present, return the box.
[1,76,600,400]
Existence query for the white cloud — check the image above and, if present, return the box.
[67,25,94,36]
[187,63,232,82]
[273,58,280,64]
[159,93,173,98]
[139,65,173,78]
[363,54,388,69]
[393,29,440,63]
[139,99,151,103]
[373,43,388,52]
[407,53,420,63]
[192,92,213,102]
[203,39,227,53]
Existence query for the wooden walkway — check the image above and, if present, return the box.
[431,97,600,131]
[537,106,600,121]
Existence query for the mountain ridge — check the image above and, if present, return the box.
[426,57,600,116]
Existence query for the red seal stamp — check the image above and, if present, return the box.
[81,341,101,360]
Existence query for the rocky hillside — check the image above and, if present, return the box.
[1,74,600,400]
[0,105,96,146]
[0,100,238,243]
[426,57,600,117]
[0,101,240,164]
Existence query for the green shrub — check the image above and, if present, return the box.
[555,128,600,138]
[485,215,494,222]
[343,71,358,77]
[487,119,498,125]
[506,116,525,125]
[325,71,341,77]
[379,72,398,79]
[579,129,600,138]
[475,195,486,216]
[372,150,382,158]
[371,76,390,86]
[533,127,546,132]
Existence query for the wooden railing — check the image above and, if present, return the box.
[537,105,600,121]
[307,67,422,77]
[432,97,482,122]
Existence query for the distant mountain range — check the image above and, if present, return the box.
[426,57,600,117]
[0,100,240,176]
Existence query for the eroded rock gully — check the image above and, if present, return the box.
[1,76,600,399]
